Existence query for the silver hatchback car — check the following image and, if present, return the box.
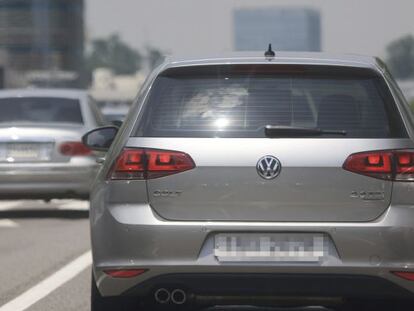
[84,52,414,311]
[0,89,104,200]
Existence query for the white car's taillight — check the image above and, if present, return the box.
[60,141,92,156]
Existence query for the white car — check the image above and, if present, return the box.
[0,89,106,200]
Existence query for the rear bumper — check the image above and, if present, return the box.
[91,202,414,298]
[0,159,98,199]
[124,273,414,301]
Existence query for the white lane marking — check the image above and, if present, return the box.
[0,251,92,311]
[56,200,89,211]
[0,219,18,228]
[0,201,23,211]
[0,200,89,211]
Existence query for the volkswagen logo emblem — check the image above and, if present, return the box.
[256,155,281,180]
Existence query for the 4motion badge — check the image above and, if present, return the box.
[153,190,182,197]
[350,191,385,201]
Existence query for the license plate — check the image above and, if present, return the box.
[214,233,327,262]
[6,143,52,161]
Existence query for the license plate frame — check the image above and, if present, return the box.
[214,233,327,263]
[6,143,52,161]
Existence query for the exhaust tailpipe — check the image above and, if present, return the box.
[154,288,171,304]
[171,289,187,305]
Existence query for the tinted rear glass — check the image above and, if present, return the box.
[135,65,407,138]
[0,97,83,124]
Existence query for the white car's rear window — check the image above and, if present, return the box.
[0,97,83,124]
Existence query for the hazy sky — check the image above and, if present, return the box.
[86,0,414,58]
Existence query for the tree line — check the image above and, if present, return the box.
[85,33,414,82]
[85,34,164,80]
[386,34,414,80]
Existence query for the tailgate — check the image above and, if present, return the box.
[130,138,411,222]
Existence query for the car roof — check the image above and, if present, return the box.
[0,88,88,100]
[162,51,380,71]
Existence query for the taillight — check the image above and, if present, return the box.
[392,271,414,281]
[60,141,92,156]
[104,269,147,278]
[343,150,414,181]
[395,152,414,178]
[109,148,195,180]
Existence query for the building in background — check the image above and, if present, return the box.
[0,0,84,88]
[234,8,321,52]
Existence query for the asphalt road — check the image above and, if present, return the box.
[0,200,329,311]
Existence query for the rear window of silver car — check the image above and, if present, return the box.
[135,65,407,138]
[0,97,83,124]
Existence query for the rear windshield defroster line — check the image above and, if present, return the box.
[134,65,408,139]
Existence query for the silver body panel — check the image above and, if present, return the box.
[91,200,414,296]
[130,137,412,222]
[0,89,101,199]
[90,52,414,300]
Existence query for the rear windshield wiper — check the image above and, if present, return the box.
[264,125,347,137]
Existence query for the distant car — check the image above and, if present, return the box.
[0,89,106,200]
[84,52,414,311]
[101,105,129,121]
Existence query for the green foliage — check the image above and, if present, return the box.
[86,34,142,75]
[386,35,414,80]
[410,99,414,111]
[146,46,165,70]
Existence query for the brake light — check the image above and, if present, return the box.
[109,148,195,180]
[395,152,414,176]
[110,149,145,180]
[104,269,147,278]
[343,150,414,181]
[60,142,92,156]
[392,271,414,281]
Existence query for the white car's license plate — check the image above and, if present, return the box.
[6,143,52,161]
[214,233,327,262]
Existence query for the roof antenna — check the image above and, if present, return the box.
[264,43,275,60]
